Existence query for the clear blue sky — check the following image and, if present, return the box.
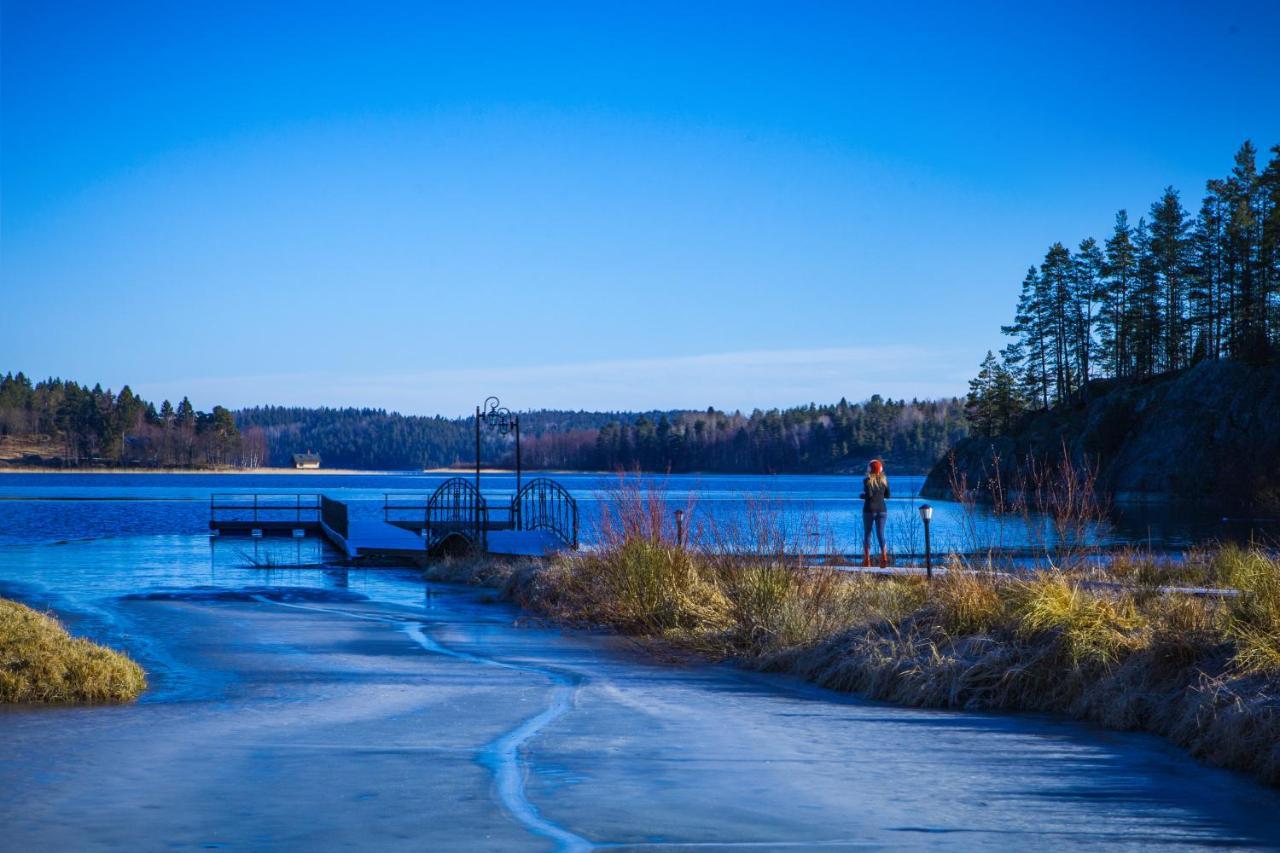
[3,2,1278,416]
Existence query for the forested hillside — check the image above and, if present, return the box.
[234,397,967,473]
[941,140,1280,507]
[0,380,969,473]
[519,397,967,473]
[965,140,1280,437]
[0,373,260,467]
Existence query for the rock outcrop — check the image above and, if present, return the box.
[922,360,1280,512]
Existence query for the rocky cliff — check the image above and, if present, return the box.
[922,360,1280,512]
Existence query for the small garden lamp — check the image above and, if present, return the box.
[918,504,934,580]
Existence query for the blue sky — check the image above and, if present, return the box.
[3,2,1278,416]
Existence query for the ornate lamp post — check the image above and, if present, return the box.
[475,396,521,512]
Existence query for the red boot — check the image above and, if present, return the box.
[862,547,871,568]
[880,550,889,569]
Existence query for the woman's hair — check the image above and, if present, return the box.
[866,460,887,489]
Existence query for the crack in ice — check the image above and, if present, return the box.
[254,594,592,851]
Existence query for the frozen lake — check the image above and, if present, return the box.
[1,474,1279,849]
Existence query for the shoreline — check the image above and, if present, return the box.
[440,544,1280,789]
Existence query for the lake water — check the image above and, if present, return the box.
[0,470,1260,556]
[3,471,1280,849]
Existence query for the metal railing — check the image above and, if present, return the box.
[383,494,432,527]
[210,493,321,525]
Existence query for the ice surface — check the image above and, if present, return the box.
[1,517,1279,849]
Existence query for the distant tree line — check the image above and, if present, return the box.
[522,397,967,473]
[234,405,491,470]
[968,140,1280,437]
[2,375,968,473]
[0,372,262,467]
[237,398,968,474]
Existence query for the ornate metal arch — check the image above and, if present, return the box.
[514,477,578,549]
[426,477,487,551]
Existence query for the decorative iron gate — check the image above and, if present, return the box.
[426,477,487,551]
[514,477,578,549]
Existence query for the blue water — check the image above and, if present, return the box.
[0,470,1252,554]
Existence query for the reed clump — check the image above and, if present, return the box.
[0,598,146,703]
[1214,544,1280,675]
[1012,573,1146,666]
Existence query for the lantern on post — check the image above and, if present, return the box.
[918,504,934,580]
[475,396,522,521]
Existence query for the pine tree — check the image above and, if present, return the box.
[990,359,1025,434]
[1002,266,1051,408]
[1101,211,1137,378]
[1189,188,1226,361]
[1259,145,1280,349]
[1224,141,1264,359]
[1072,237,1104,395]
[1040,242,1075,402]
[967,352,999,437]
[1149,187,1191,371]
[1131,217,1161,378]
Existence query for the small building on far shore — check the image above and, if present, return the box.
[292,452,321,470]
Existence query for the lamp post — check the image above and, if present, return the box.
[476,396,520,529]
[919,504,934,580]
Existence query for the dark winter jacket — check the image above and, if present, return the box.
[861,477,890,515]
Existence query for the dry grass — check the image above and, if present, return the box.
[1012,573,1146,666]
[930,563,1008,636]
[0,598,146,703]
[439,476,1280,786]
[1213,544,1280,674]
[522,539,733,647]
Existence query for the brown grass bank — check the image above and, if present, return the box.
[0,598,147,703]
[435,540,1280,787]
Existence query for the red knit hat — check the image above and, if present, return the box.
[869,459,883,474]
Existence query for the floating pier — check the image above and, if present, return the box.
[210,478,578,561]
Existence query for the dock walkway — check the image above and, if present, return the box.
[210,490,577,561]
[325,517,428,559]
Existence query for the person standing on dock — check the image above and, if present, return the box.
[860,460,890,568]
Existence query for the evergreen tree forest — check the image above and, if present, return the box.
[0,373,259,467]
[236,398,968,474]
[2,375,967,473]
[529,397,967,473]
[967,141,1280,437]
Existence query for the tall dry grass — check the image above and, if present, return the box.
[0,598,146,703]
[1214,544,1280,674]
[945,444,1112,570]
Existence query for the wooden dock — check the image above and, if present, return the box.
[210,485,578,561]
